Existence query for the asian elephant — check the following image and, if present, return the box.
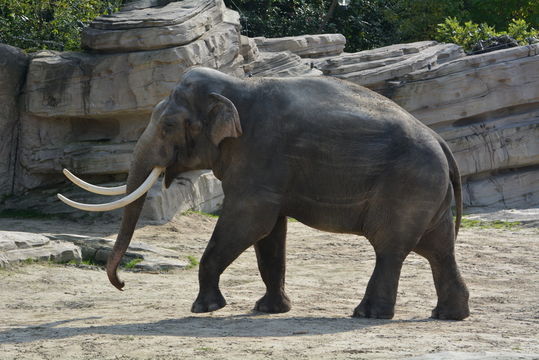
[59,67,469,320]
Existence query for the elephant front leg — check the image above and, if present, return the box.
[254,216,291,313]
[191,197,280,313]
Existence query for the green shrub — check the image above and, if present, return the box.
[436,17,539,51]
[507,18,539,43]
[0,0,123,52]
[435,16,496,51]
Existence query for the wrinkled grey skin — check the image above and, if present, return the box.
[108,67,469,320]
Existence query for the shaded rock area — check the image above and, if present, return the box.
[471,35,519,55]
[0,45,29,195]
[0,231,187,271]
[1,170,222,223]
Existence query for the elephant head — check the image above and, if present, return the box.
[58,68,243,290]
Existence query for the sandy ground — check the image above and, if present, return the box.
[0,212,538,359]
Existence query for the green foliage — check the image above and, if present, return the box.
[182,210,219,218]
[186,255,199,270]
[435,17,496,51]
[507,18,539,42]
[460,218,522,230]
[225,0,399,52]
[326,0,399,51]
[389,0,465,42]
[225,0,539,52]
[123,258,143,269]
[81,258,100,266]
[0,0,123,51]
[464,0,539,31]
[2,0,538,58]
[435,17,539,51]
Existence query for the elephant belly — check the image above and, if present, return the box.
[283,188,370,235]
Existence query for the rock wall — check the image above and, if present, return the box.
[0,45,29,196]
[382,44,539,209]
[1,0,538,221]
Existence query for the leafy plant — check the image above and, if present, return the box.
[507,18,539,43]
[435,17,538,51]
[435,17,496,51]
[0,0,123,51]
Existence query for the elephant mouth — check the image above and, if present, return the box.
[57,167,165,212]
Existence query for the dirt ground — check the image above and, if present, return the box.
[0,212,538,359]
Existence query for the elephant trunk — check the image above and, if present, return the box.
[106,156,155,290]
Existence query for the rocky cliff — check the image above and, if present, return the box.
[1,0,538,221]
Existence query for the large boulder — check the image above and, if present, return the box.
[82,0,228,52]
[0,45,30,197]
[253,34,346,58]
[245,51,322,77]
[142,170,224,222]
[317,41,464,90]
[0,231,81,267]
[25,22,242,119]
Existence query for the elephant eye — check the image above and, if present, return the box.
[186,118,202,134]
[162,121,176,132]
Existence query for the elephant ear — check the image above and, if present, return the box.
[207,93,242,146]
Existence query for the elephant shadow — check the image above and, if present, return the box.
[0,314,435,344]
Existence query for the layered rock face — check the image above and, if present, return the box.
[1,0,538,224]
[383,44,539,209]
[316,41,464,90]
[8,0,245,221]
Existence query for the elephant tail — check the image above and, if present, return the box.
[439,139,462,238]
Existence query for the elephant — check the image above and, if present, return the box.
[59,67,470,320]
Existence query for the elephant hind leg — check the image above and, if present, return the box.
[414,209,470,320]
[254,216,291,313]
[353,250,409,319]
[355,209,429,319]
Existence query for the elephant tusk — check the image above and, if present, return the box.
[57,167,164,212]
[62,169,126,195]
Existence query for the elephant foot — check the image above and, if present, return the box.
[431,303,469,321]
[191,290,226,313]
[254,293,291,313]
[431,286,470,320]
[353,299,395,319]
